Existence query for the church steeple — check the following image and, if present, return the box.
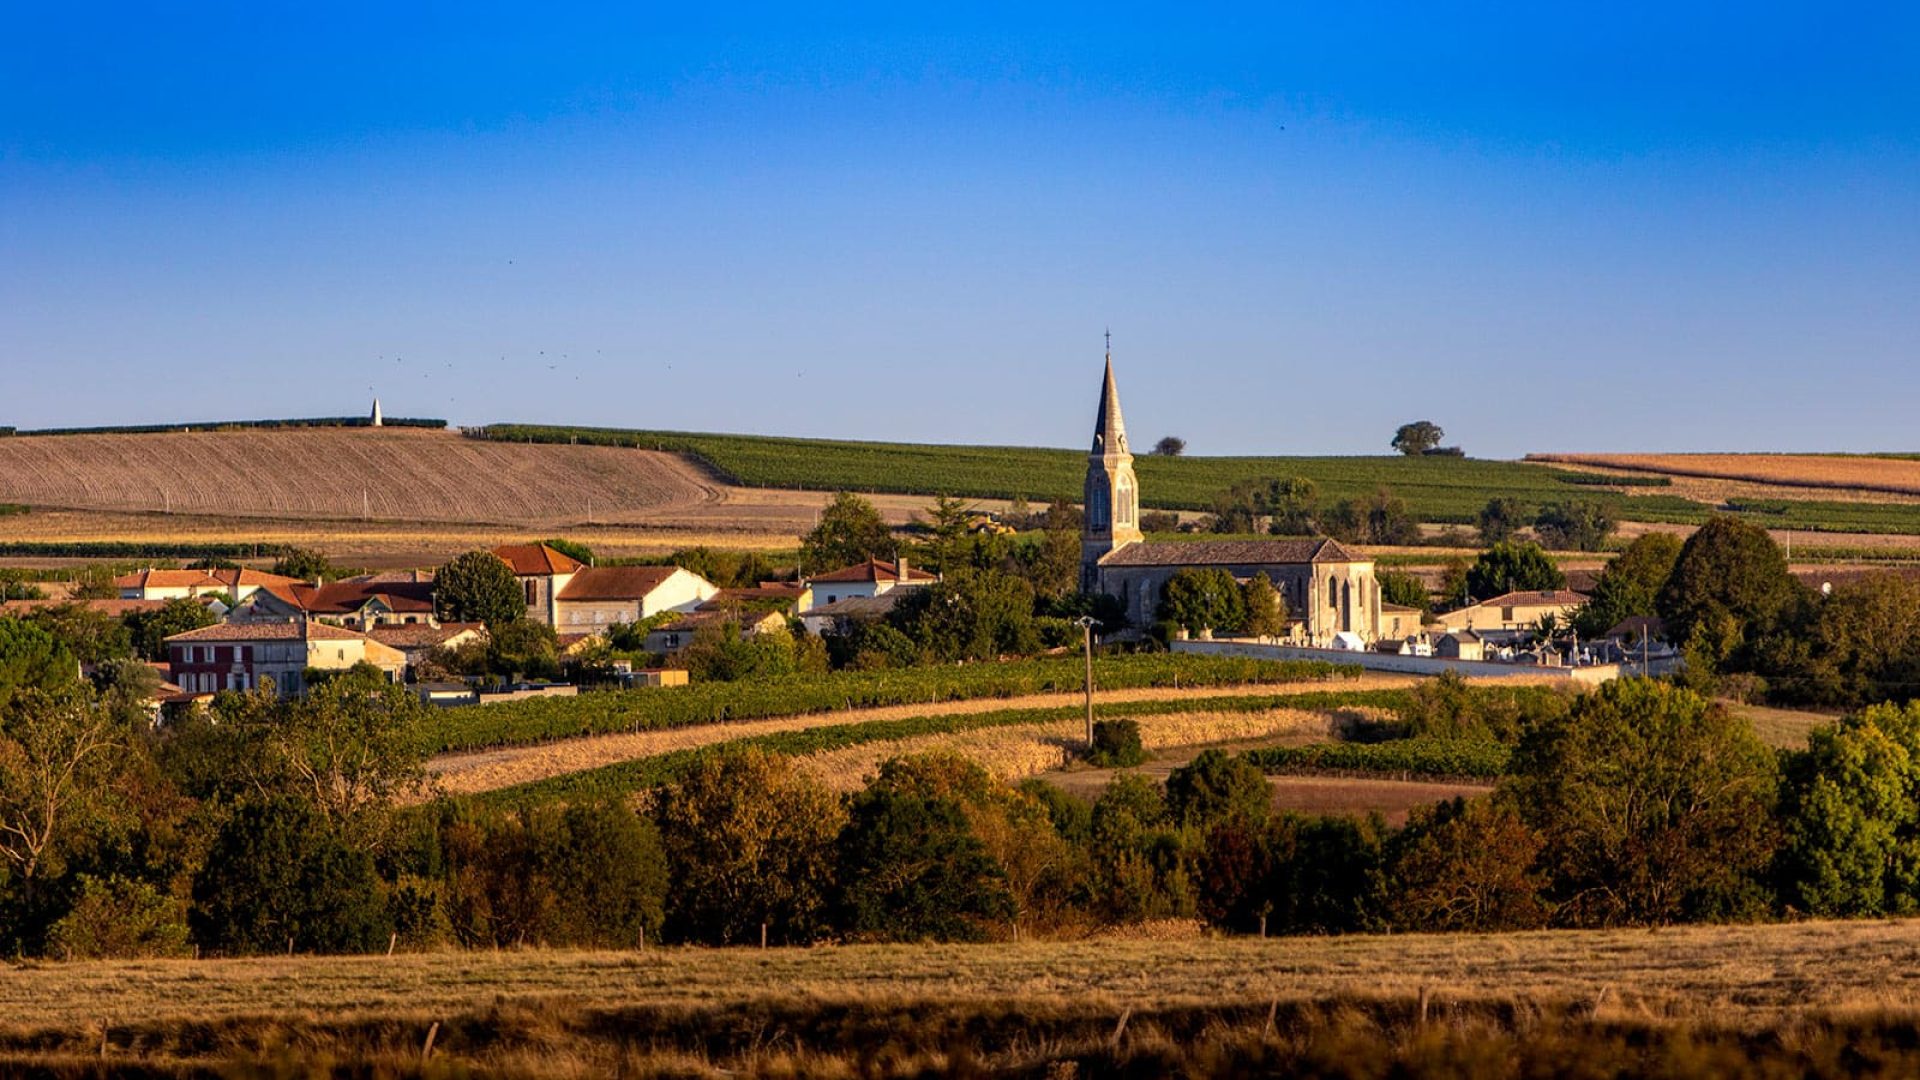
[1082,343,1143,589]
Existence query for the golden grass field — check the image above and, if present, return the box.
[12,920,1920,1076]
[1533,451,1920,501]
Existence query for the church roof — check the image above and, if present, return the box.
[1098,537,1368,568]
[1091,356,1130,457]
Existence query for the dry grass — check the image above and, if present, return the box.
[1534,452,1920,502]
[3,919,1920,1032]
[793,705,1353,791]
[1728,700,1839,749]
[14,921,1920,1075]
[427,678,1427,796]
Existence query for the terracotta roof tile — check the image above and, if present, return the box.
[491,543,585,576]
[807,558,936,584]
[1472,590,1589,608]
[368,622,484,648]
[164,621,369,643]
[556,565,682,601]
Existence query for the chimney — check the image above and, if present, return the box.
[896,556,908,583]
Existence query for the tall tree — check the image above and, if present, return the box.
[1465,541,1566,601]
[1242,574,1288,638]
[1391,421,1445,456]
[1574,532,1683,637]
[1157,568,1248,635]
[801,492,895,573]
[434,550,525,627]
[1476,497,1527,545]
[1777,700,1920,916]
[1533,500,1618,552]
[1376,568,1432,613]
[1151,435,1186,457]
[1656,517,1800,666]
[656,747,844,946]
[122,598,216,661]
[0,689,122,889]
[0,618,78,709]
[1504,679,1778,926]
[271,547,334,582]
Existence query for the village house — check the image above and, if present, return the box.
[801,557,934,611]
[163,621,406,697]
[230,572,438,628]
[1436,629,1486,661]
[554,565,719,629]
[799,592,904,638]
[1078,356,1381,643]
[1430,589,1589,635]
[491,543,584,626]
[1379,602,1428,641]
[115,567,303,603]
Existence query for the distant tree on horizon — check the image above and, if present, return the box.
[1392,421,1445,456]
[1152,435,1186,457]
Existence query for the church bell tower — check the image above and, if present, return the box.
[1081,348,1143,590]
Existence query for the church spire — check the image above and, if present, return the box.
[1091,349,1129,458]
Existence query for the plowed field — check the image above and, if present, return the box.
[0,428,721,524]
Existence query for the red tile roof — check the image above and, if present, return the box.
[368,622,484,649]
[492,543,585,577]
[807,558,936,584]
[165,621,369,643]
[114,569,224,590]
[556,565,682,601]
[251,579,436,616]
[1471,590,1589,608]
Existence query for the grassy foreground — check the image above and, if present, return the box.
[11,921,1920,1076]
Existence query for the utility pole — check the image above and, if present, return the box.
[1077,615,1097,747]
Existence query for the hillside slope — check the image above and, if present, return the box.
[0,427,721,525]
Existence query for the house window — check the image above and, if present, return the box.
[525,580,537,606]
[1502,606,1516,623]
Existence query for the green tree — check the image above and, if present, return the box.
[656,747,843,945]
[485,619,560,680]
[1656,517,1800,667]
[679,621,798,682]
[1376,568,1432,613]
[834,783,1012,942]
[1476,497,1527,545]
[47,874,190,959]
[1777,701,1920,916]
[271,547,334,582]
[1017,508,1082,601]
[123,597,218,661]
[1574,532,1683,637]
[1534,499,1618,552]
[1385,797,1547,932]
[1151,435,1186,456]
[1157,568,1248,636]
[540,538,595,566]
[889,569,1038,662]
[918,495,974,575]
[434,550,525,627]
[1788,573,1920,706]
[1465,541,1565,602]
[1089,773,1194,921]
[26,602,133,665]
[1242,574,1288,638]
[0,690,121,891]
[1322,489,1419,545]
[1165,748,1271,831]
[65,566,119,601]
[801,491,895,573]
[0,617,78,708]
[1391,420,1445,456]
[1265,477,1319,536]
[1504,679,1778,926]
[189,796,390,955]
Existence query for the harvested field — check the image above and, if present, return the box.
[1534,452,1920,500]
[426,678,1426,796]
[13,921,1920,1076]
[791,705,1374,791]
[1730,700,1839,749]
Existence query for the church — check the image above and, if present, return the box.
[1079,356,1383,644]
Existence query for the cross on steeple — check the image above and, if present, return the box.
[1104,327,1111,355]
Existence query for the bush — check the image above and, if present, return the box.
[1086,718,1147,767]
[1165,748,1271,830]
[190,797,391,955]
[46,875,190,959]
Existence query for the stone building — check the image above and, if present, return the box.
[1079,355,1381,644]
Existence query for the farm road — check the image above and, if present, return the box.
[424,676,1440,796]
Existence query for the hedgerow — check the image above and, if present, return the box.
[1242,738,1510,780]
[0,416,446,436]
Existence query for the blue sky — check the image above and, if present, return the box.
[3,4,1916,457]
